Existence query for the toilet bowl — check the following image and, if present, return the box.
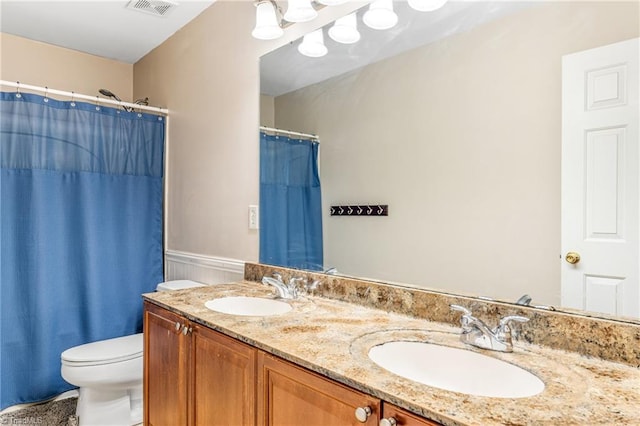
[60,280,205,426]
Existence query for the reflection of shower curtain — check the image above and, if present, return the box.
[0,92,165,408]
[259,132,323,270]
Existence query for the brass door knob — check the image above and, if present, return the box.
[565,252,581,264]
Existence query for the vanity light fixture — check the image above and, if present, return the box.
[284,0,318,23]
[328,12,360,44]
[362,0,398,30]
[252,0,284,40]
[252,0,449,57]
[407,0,449,12]
[298,28,328,57]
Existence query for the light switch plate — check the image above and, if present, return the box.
[249,205,259,230]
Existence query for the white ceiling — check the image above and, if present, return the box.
[0,0,216,64]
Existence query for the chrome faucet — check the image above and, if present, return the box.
[262,274,298,299]
[450,305,528,352]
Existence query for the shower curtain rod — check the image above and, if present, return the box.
[260,125,319,141]
[0,80,169,115]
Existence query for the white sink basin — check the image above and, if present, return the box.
[368,341,544,398]
[205,296,292,316]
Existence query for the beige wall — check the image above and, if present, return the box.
[0,32,132,100]
[273,2,640,305]
[133,1,261,262]
[133,1,363,262]
[260,94,275,127]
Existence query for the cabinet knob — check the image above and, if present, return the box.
[175,322,181,331]
[181,326,192,335]
[380,418,398,426]
[355,406,372,423]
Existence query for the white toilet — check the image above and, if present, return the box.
[60,280,205,426]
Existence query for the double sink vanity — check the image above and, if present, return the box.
[142,263,640,425]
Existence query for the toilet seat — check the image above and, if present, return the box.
[61,333,142,367]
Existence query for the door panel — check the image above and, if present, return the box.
[585,127,624,238]
[562,37,639,317]
[144,302,189,426]
[257,352,379,426]
[191,325,257,426]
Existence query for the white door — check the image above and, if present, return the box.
[561,38,639,317]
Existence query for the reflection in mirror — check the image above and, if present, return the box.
[259,1,640,321]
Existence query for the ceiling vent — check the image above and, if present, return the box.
[126,0,178,17]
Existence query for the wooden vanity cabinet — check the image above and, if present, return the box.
[381,403,442,426]
[144,302,442,426]
[257,352,380,425]
[143,302,256,426]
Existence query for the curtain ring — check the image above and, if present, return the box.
[15,81,22,99]
[95,95,101,111]
[70,91,76,107]
[44,86,49,103]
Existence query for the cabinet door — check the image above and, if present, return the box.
[144,302,190,426]
[258,352,380,426]
[191,324,257,426]
[381,403,442,426]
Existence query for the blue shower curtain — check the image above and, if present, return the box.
[259,132,323,271]
[0,91,165,408]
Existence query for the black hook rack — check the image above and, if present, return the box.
[330,204,388,217]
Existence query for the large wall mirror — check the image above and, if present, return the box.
[259,1,640,322]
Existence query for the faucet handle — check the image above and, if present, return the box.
[498,315,529,328]
[289,277,306,286]
[304,279,321,292]
[288,277,309,299]
[494,315,529,348]
[450,304,476,329]
[450,304,472,316]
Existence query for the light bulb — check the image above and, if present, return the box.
[298,29,328,58]
[328,13,360,44]
[284,0,317,23]
[252,1,283,40]
[407,0,448,12]
[363,0,398,30]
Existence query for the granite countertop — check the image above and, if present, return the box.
[143,281,640,426]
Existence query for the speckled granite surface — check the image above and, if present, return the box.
[143,281,640,426]
[245,263,640,367]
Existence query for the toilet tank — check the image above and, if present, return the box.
[156,280,205,292]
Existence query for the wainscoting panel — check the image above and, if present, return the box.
[164,250,245,285]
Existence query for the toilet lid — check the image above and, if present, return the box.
[61,333,143,366]
[156,279,205,291]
